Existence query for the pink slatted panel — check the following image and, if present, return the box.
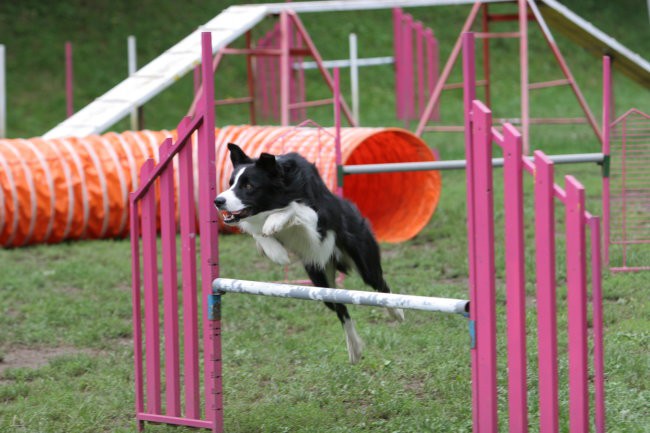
[159,138,181,417]
[565,177,589,433]
[415,21,424,118]
[588,217,606,433]
[129,32,220,432]
[502,124,528,433]
[471,100,498,433]
[140,159,161,415]
[534,151,559,433]
[177,117,201,420]
[403,13,414,123]
[425,29,440,122]
[462,32,480,433]
[196,32,222,433]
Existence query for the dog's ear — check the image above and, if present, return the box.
[228,143,252,167]
[256,153,279,175]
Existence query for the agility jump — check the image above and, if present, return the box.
[128,31,605,432]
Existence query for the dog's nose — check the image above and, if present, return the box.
[214,197,226,208]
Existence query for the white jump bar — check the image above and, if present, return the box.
[214,278,469,315]
[343,153,604,174]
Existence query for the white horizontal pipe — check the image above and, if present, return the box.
[214,278,469,315]
[264,0,509,14]
[343,153,605,175]
[295,56,394,70]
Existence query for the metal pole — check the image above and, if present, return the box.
[0,45,5,138]
[349,33,360,125]
[602,56,612,269]
[128,36,140,130]
[342,153,605,175]
[519,0,529,154]
[214,278,469,315]
[65,42,74,118]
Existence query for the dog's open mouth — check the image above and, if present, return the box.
[220,208,252,224]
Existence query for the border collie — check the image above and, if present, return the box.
[214,143,404,364]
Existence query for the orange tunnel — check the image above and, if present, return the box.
[0,126,441,247]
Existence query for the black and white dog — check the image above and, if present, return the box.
[214,143,403,364]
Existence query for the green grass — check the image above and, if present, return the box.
[1,1,650,432]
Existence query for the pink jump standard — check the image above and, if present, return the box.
[130,32,222,432]
[464,32,605,433]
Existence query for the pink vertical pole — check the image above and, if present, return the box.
[565,176,588,433]
[245,31,257,125]
[140,159,161,415]
[403,14,414,125]
[471,100,498,433]
[159,138,181,417]
[534,151,559,433]
[334,68,343,198]
[197,32,221,433]
[65,42,74,118]
[257,36,268,121]
[602,56,612,269]
[588,217,606,433]
[280,12,290,126]
[129,195,144,432]
[296,32,307,121]
[462,32,480,433]
[425,29,440,121]
[269,29,279,122]
[177,117,201,419]
[415,22,424,118]
[518,0,530,154]
[502,123,528,433]
[393,8,403,120]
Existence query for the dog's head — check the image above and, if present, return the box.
[214,143,285,224]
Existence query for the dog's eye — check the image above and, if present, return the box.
[244,183,253,190]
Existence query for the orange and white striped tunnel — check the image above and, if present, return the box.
[0,126,441,247]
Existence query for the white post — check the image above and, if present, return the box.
[0,45,6,138]
[349,33,360,125]
[128,35,139,130]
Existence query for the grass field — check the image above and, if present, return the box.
[1,1,650,432]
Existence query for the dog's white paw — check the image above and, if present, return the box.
[386,308,405,322]
[255,236,291,265]
[262,212,292,236]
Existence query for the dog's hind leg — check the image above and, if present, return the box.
[305,261,364,364]
[344,231,405,322]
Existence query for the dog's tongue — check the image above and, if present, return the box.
[221,210,233,219]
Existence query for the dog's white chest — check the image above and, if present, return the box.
[238,202,336,268]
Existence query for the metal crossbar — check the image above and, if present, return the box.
[214,278,469,315]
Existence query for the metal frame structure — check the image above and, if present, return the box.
[187,10,357,127]
[414,0,602,153]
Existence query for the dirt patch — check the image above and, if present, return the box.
[0,346,96,376]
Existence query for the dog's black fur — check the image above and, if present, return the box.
[214,143,402,363]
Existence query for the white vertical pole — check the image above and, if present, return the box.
[128,35,139,130]
[349,33,360,125]
[0,45,6,138]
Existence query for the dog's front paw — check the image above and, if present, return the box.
[255,236,291,265]
[262,212,291,236]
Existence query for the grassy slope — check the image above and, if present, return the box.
[1,1,649,432]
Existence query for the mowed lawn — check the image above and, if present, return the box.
[1,164,649,432]
[1,1,649,432]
